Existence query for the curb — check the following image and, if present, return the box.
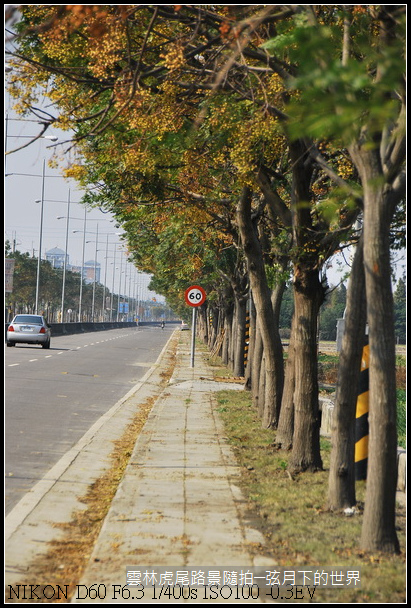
[5,331,178,589]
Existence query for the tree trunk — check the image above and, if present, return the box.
[275,313,297,449]
[236,186,284,428]
[233,294,247,377]
[252,317,263,411]
[197,306,208,343]
[244,295,255,390]
[207,305,218,351]
[328,234,367,510]
[222,304,233,366]
[289,266,324,472]
[258,354,266,419]
[358,160,400,553]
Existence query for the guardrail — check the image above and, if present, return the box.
[320,397,406,494]
[5,320,179,339]
[48,321,138,335]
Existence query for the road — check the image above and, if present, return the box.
[5,324,174,514]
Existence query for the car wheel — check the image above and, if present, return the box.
[42,340,51,349]
[7,341,15,347]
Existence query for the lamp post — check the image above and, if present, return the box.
[5,112,58,175]
[109,245,124,322]
[5,118,59,315]
[102,239,120,321]
[117,255,124,322]
[88,223,99,321]
[34,158,46,315]
[110,252,117,321]
[59,189,71,322]
[73,208,88,321]
[78,225,116,322]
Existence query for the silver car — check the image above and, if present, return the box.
[6,314,51,348]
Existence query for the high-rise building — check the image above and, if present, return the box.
[46,247,68,269]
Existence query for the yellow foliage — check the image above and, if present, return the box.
[160,42,185,72]
[336,155,355,180]
[63,164,88,181]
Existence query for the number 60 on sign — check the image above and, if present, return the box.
[184,285,206,307]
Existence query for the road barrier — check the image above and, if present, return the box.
[49,321,138,335]
[5,321,174,339]
[355,341,369,481]
[244,310,250,369]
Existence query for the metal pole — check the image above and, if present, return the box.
[78,207,87,322]
[102,233,109,320]
[124,260,128,320]
[5,112,9,175]
[110,247,116,321]
[35,158,46,315]
[190,307,197,368]
[91,224,98,321]
[117,254,123,322]
[61,189,70,322]
[136,271,141,323]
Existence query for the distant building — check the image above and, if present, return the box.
[71,260,101,284]
[83,260,101,284]
[46,247,68,269]
[47,247,101,284]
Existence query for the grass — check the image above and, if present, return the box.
[317,351,406,449]
[210,356,406,603]
[397,389,406,449]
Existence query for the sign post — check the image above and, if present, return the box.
[184,285,206,368]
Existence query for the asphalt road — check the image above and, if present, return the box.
[5,324,175,514]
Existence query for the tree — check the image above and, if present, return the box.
[6,6,405,520]
[346,6,404,555]
[7,5,360,465]
[319,283,347,341]
[393,275,406,344]
[5,241,115,322]
[328,235,366,511]
[284,5,405,551]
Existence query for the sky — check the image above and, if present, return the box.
[4,100,165,304]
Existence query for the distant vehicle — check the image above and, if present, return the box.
[180,321,189,331]
[6,314,51,348]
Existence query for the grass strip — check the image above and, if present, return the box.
[213,382,406,603]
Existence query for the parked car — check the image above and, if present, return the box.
[6,314,51,348]
[180,321,189,331]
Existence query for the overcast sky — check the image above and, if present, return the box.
[4,95,165,304]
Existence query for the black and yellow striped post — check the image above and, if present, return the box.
[355,338,369,480]
[244,310,250,370]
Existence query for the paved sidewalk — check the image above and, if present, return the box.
[72,332,275,603]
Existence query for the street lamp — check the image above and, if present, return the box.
[86,223,99,321]
[102,239,121,321]
[34,159,46,315]
[5,113,58,175]
[73,223,119,322]
[73,209,88,322]
[102,233,109,321]
[117,255,124,322]
[56,190,71,322]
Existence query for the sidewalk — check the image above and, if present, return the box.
[73,331,275,603]
[5,329,405,604]
[5,330,275,604]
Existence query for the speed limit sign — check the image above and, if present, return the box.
[185,285,206,307]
